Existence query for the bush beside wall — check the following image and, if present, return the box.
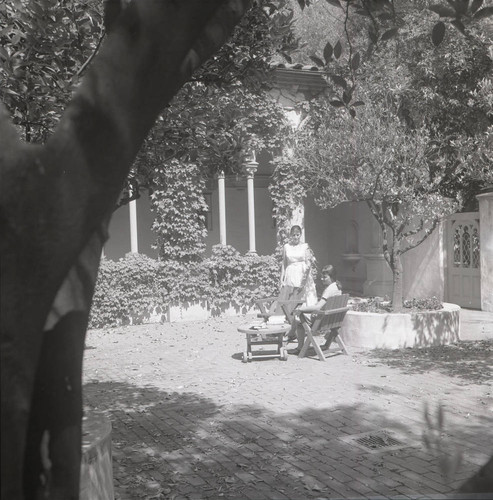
[89,245,280,328]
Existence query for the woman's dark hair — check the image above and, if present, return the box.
[290,225,302,235]
[322,264,341,290]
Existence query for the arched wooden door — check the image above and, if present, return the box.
[447,213,481,309]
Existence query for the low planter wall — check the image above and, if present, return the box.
[166,300,210,322]
[340,303,460,349]
[211,302,258,318]
[80,411,114,500]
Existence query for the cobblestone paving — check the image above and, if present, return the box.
[83,316,493,500]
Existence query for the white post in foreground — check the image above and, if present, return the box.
[218,171,227,245]
[244,151,258,254]
[129,199,138,253]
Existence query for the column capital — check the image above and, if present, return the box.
[244,159,258,178]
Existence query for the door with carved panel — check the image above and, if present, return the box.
[447,213,481,309]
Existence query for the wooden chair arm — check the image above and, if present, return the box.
[255,297,278,305]
[311,307,349,316]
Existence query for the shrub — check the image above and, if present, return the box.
[206,245,281,310]
[157,259,210,305]
[89,253,165,328]
[89,247,281,328]
[352,296,443,314]
[403,296,443,311]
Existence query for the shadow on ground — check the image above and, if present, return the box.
[84,381,489,500]
[367,340,493,384]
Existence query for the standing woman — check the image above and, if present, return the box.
[279,225,318,308]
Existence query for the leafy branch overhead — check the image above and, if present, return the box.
[294,0,493,115]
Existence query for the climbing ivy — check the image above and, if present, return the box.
[269,152,309,245]
[88,246,280,328]
[150,160,209,263]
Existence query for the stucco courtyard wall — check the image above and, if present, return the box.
[477,192,493,312]
[305,200,445,301]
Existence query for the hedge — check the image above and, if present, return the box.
[89,245,280,328]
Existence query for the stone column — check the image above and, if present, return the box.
[129,199,138,253]
[218,171,226,245]
[477,191,493,311]
[244,153,258,254]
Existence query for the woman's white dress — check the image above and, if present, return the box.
[281,242,317,306]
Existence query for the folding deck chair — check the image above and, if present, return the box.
[255,289,305,327]
[298,294,350,361]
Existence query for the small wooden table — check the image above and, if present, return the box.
[238,322,291,362]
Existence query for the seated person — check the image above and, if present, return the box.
[291,264,342,354]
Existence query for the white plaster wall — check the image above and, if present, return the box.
[305,199,447,300]
[478,193,493,312]
[402,224,445,301]
[304,200,374,295]
[205,185,277,256]
[105,192,157,260]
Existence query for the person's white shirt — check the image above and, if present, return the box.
[321,281,341,300]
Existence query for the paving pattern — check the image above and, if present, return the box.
[83,315,493,500]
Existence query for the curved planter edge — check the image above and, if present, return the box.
[340,303,461,349]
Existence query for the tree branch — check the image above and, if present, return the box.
[400,219,439,255]
[76,29,106,77]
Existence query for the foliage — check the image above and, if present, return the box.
[150,160,208,262]
[207,244,280,310]
[129,0,296,200]
[0,0,103,142]
[352,296,443,313]
[128,0,295,249]
[355,4,493,208]
[269,151,309,244]
[89,247,281,328]
[89,253,164,329]
[157,259,211,305]
[286,2,493,308]
[403,296,443,311]
[291,102,461,309]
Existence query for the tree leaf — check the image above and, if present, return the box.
[451,18,465,33]
[429,4,456,17]
[349,108,356,118]
[369,27,379,44]
[378,12,395,20]
[351,52,360,71]
[330,74,347,88]
[309,55,325,67]
[323,41,333,63]
[333,40,342,59]
[470,0,484,14]
[381,28,398,41]
[352,101,365,106]
[325,0,342,8]
[474,6,493,19]
[342,90,352,104]
[432,21,446,46]
[281,52,292,63]
[329,100,345,108]
[455,0,469,16]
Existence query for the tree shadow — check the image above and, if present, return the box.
[83,381,491,500]
[366,340,493,384]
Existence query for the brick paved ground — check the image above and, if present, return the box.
[83,315,493,500]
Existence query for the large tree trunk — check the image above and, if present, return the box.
[0,1,251,498]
